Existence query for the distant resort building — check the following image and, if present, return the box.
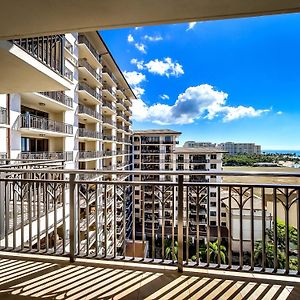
[184,141,261,155]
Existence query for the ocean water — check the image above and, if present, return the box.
[263,150,300,157]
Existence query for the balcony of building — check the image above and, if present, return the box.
[78,128,102,141]
[20,151,73,161]
[78,151,102,161]
[78,58,102,88]
[78,34,102,68]
[78,103,101,123]
[21,91,73,113]
[102,100,116,115]
[78,82,101,105]
[0,168,299,299]
[19,114,73,137]
[0,35,72,93]
[102,67,118,87]
[102,116,116,128]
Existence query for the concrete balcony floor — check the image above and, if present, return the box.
[0,252,299,300]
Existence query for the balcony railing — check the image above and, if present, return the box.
[0,107,8,124]
[78,35,101,62]
[102,67,118,84]
[12,35,64,76]
[39,91,73,108]
[78,128,102,139]
[78,82,101,100]
[78,58,101,81]
[64,66,73,81]
[102,100,115,111]
[78,104,101,120]
[103,135,117,141]
[102,117,116,126]
[20,151,73,161]
[19,114,73,134]
[64,38,74,54]
[103,84,115,95]
[78,151,102,159]
[0,169,299,277]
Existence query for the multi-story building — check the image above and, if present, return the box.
[0,31,135,256]
[133,129,181,233]
[183,141,217,148]
[174,147,227,230]
[133,130,227,241]
[218,142,261,155]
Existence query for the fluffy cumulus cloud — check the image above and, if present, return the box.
[187,22,197,31]
[127,34,134,43]
[131,57,184,77]
[143,34,163,42]
[134,42,147,53]
[132,84,270,125]
[123,71,146,98]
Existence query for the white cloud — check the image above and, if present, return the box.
[277,111,283,115]
[127,34,134,43]
[131,84,270,125]
[132,87,145,98]
[160,94,170,100]
[134,43,147,54]
[131,57,184,77]
[187,22,197,31]
[135,27,142,30]
[143,34,163,42]
[123,71,146,86]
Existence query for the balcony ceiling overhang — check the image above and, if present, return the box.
[1,0,300,39]
[0,41,72,93]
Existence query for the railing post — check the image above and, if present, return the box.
[69,173,76,263]
[177,174,184,272]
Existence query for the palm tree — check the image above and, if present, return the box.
[207,240,227,264]
[164,239,178,260]
[192,241,226,264]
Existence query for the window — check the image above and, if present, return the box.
[134,145,140,151]
[135,190,140,195]
[211,175,216,179]
[134,164,140,169]
[221,222,227,227]
[210,211,216,217]
[221,203,226,208]
[210,201,216,207]
[210,164,217,169]
[135,208,139,214]
[134,136,140,142]
[210,192,216,197]
[210,221,216,226]
[221,212,226,217]
[134,154,140,159]
[135,199,140,204]
[211,154,217,159]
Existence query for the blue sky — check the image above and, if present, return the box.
[100,13,300,150]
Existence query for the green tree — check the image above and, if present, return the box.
[164,239,178,260]
[254,241,286,269]
[192,241,226,264]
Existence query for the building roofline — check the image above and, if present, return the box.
[133,129,182,135]
[174,147,227,153]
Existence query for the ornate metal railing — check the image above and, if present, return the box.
[102,117,116,126]
[19,114,73,134]
[12,35,64,76]
[39,91,73,108]
[0,170,299,276]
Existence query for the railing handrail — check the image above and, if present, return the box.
[39,91,73,108]
[78,128,102,139]
[78,82,101,100]
[20,114,73,134]
[78,34,100,61]
[78,58,101,81]
[78,104,101,120]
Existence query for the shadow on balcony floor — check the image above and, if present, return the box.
[0,254,299,299]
